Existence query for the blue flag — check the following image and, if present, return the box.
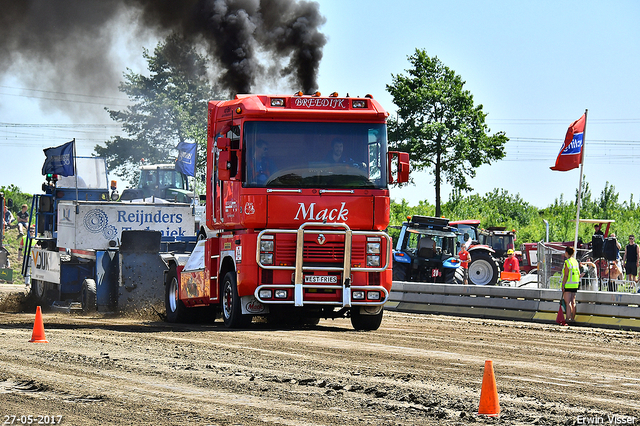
[175,141,197,177]
[42,140,75,176]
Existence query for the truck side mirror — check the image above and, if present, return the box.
[387,151,410,184]
[216,137,241,181]
[217,137,231,181]
[218,150,231,181]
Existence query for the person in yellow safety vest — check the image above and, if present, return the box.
[562,246,580,323]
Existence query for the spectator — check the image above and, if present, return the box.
[458,245,470,284]
[18,225,35,263]
[623,235,639,283]
[16,204,29,235]
[503,248,520,273]
[3,205,14,229]
[580,257,598,291]
[593,223,604,236]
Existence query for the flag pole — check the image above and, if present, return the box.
[573,109,588,252]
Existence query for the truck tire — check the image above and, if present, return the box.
[468,252,499,286]
[350,307,384,331]
[81,279,97,313]
[221,272,252,328]
[29,279,56,308]
[165,266,188,323]
[30,279,47,304]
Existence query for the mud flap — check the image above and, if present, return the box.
[118,230,167,312]
[240,295,269,315]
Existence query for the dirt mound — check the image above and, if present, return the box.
[0,285,30,312]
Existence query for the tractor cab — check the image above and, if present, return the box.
[392,216,460,283]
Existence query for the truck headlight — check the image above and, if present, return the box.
[366,255,380,267]
[260,253,273,265]
[260,240,274,252]
[367,291,381,300]
[353,291,365,300]
[366,242,381,254]
[259,289,272,299]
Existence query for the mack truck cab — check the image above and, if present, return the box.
[164,93,410,330]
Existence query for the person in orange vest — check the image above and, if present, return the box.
[458,245,470,284]
[503,248,520,273]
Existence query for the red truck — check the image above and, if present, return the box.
[164,93,409,330]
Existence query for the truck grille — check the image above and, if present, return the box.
[275,239,365,265]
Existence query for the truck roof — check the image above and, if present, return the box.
[140,164,178,171]
[449,219,481,226]
[208,93,388,136]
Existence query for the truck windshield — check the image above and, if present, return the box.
[243,121,388,189]
[57,157,109,189]
[139,169,189,191]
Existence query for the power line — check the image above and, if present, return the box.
[0,91,131,107]
[0,85,129,102]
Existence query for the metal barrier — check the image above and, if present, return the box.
[385,282,640,331]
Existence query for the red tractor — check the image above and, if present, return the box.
[449,220,503,286]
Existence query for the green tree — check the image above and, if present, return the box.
[0,185,32,214]
[386,49,508,216]
[95,34,224,185]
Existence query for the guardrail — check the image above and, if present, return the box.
[385,282,640,331]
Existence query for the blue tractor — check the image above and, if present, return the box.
[392,216,461,283]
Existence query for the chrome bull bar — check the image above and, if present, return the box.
[255,222,391,307]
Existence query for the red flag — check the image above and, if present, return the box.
[550,114,586,171]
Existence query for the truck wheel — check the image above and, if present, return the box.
[30,279,47,303]
[29,279,56,308]
[222,272,251,328]
[81,279,97,313]
[350,307,384,331]
[468,252,499,286]
[165,266,188,323]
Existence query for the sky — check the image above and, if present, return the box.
[1,0,639,209]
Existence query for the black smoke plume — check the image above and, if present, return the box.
[0,0,326,112]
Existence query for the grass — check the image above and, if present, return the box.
[1,225,26,284]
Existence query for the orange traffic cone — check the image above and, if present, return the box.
[478,360,500,416]
[29,306,49,343]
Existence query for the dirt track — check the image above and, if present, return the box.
[0,290,639,425]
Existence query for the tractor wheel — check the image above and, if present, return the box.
[81,279,97,313]
[165,266,188,323]
[221,272,252,328]
[350,307,384,331]
[392,264,408,281]
[446,268,464,284]
[468,252,499,286]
